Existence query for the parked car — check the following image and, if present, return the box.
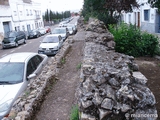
[51,27,69,41]
[38,34,63,55]
[67,24,77,34]
[44,26,51,33]
[28,29,41,39]
[0,52,48,119]
[75,21,78,28]
[2,31,27,49]
[37,28,46,35]
[67,26,74,35]
[58,21,67,27]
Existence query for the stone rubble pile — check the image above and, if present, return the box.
[2,39,71,120]
[76,18,157,120]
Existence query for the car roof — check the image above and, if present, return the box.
[0,52,38,63]
[55,27,66,30]
[46,34,60,37]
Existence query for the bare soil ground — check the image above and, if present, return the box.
[34,41,84,120]
[135,57,160,119]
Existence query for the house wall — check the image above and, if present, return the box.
[9,0,43,32]
[0,0,44,39]
[122,8,141,27]
[0,5,12,41]
[140,2,156,33]
[122,0,158,33]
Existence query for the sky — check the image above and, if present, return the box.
[34,0,84,13]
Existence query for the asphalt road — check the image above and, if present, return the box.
[0,16,79,59]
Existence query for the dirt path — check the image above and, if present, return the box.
[135,57,160,119]
[34,40,84,120]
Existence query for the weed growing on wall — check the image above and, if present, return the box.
[70,104,79,120]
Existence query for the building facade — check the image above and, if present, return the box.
[0,0,43,41]
[122,0,160,33]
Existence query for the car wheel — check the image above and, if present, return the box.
[2,46,5,49]
[36,34,39,38]
[25,36,28,40]
[15,42,18,47]
[24,39,26,44]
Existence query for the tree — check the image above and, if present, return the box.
[104,0,139,15]
[148,0,160,12]
[44,9,49,22]
[82,0,139,26]
[43,9,71,21]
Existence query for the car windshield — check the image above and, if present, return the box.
[8,32,16,38]
[52,29,65,34]
[38,28,44,30]
[30,30,36,33]
[68,27,72,31]
[42,36,59,43]
[0,62,24,84]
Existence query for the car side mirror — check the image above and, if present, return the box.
[27,73,36,80]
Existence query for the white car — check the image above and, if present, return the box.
[37,28,46,35]
[67,26,74,35]
[67,24,77,34]
[58,21,67,27]
[38,34,63,55]
[51,27,69,41]
[0,52,48,119]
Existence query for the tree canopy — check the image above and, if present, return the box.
[43,10,71,22]
[148,0,160,12]
[82,0,139,26]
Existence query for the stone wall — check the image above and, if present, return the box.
[76,18,157,120]
[2,37,72,120]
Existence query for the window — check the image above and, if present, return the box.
[14,11,17,16]
[30,10,32,15]
[26,60,36,77]
[22,25,25,31]
[20,11,22,16]
[0,63,24,82]
[144,9,150,21]
[129,14,131,23]
[15,26,20,31]
[32,55,43,69]
[26,55,43,77]
[26,9,29,16]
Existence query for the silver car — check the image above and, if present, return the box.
[38,34,63,55]
[67,24,77,34]
[37,28,46,35]
[51,27,69,41]
[0,52,48,119]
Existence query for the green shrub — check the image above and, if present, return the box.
[70,105,79,120]
[109,23,159,57]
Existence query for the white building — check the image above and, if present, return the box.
[122,0,159,33]
[0,0,43,41]
[0,0,12,40]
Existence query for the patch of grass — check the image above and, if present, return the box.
[46,85,52,92]
[25,91,30,96]
[61,57,66,64]
[22,90,31,99]
[70,105,79,120]
[76,63,82,69]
